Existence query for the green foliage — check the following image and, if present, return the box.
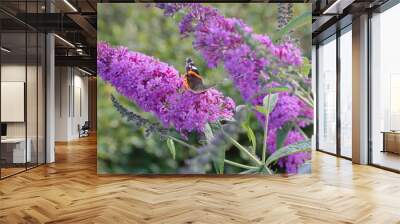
[274,11,312,42]
[97,80,180,174]
[265,140,311,167]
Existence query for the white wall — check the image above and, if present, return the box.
[1,65,38,138]
[1,65,26,130]
[55,67,69,141]
[71,73,89,138]
[55,67,89,141]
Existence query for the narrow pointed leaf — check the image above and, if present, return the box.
[263,94,279,115]
[204,123,224,174]
[258,165,274,175]
[300,57,311,76]
[255,106,267,114]
[269,86,291,93]
[204,123,214,142]
[240,168,259,174]
[213,147,225,174]
[265,140,311,167]
[243,124,257,154]
[166,138,176,160]
[276,122,294,150]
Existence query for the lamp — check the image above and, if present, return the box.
[54,34,75,48]
[322,0,354,15]
[63,0,78,12]
[78,67,93,76]
[1,47,11,53]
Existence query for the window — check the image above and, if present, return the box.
[317,36,337,154]
[340,27,352,158]
[0,2,46,179]
[371,3,400,171]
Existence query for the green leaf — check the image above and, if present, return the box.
[240,168,259,174]
[205,123,224,174]
[224,133,263,166]
[269,86,291,93]
[301,64,311,76]
[238,165,273,175]
[258,165,274,175]
[262,94,279,114]
[204,123,214,142]
[166,138,176,160]
[243,124,257,154]
[300,57,311,76]
[213,148,225,174]
[276,122,294,150]
[265,140,311,167]
[274,12,312,42]
[224,159,257,170]
[255,106,267,114]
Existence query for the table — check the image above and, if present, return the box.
[1,138,31,163]
[381,131,400,154]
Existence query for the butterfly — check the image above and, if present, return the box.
[183,58,213,93]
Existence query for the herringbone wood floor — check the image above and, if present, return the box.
[1,135,400,224]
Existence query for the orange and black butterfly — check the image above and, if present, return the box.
[183,58,212,93]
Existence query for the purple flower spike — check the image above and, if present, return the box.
[97,42,235,135]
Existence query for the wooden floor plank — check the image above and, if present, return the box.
[0,135,400,223]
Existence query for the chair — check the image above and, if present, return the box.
[78,121,90,138]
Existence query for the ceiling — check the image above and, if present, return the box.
[1,0,397,73]
[0,0,97,74]
[312,0,390,44]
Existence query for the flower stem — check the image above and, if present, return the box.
[262,93,271,163]
[223,133,263,166]
[294,89,313,108]
[294,123,309,139]
[224,159,258,170]
[263,165,274,175]
[289,78,314,108]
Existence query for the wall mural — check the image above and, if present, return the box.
[97,3,313,174]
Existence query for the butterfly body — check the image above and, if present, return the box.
[183,58,211,93]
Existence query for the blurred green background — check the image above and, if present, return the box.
[97,3,311,174]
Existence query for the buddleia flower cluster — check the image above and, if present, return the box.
[97,42,235,136]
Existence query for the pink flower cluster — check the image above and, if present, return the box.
[97,42,235,135]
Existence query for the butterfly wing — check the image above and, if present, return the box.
[187,70,207,91]
[183,75,190,90]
